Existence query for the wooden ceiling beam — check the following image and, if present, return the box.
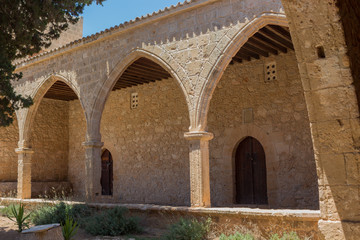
[120,74,158,84]
[235,52,251,61]
[117,77,145,86]
[259,27,294,50]
[242,43,269,57]
[232,56,243,63]
[45,90,77,96]
[120,77,153,85]
[126,66,170,79]
[247,38,279,55]
[122,70,165,81]
[129,64,171,77]
[238,48,260,60]
[267,25,292,41]
[131,61,167,71]
[253,33,288,53]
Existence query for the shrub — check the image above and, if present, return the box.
[163,218,211,240]
[62,214,79,240]
[31,202,92,225]
[219,232,254,240]
[6,203,31,232]
[82,207,141,236]
[270,232,301,240]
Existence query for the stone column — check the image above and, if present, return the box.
[16,147,34,199]
[82,140,104,202]
[184,131,214,207]
[281,1,360,239]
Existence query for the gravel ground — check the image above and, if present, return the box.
[0,216,163,240]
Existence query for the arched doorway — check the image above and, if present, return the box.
[235,136,267,205]
[97,53,190,206]
[101,149,113,196]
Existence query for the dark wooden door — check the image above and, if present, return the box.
[101,149,113,195]
[235,137,267,204]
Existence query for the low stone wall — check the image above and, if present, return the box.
[0,198,321,239]
[92,203,321,239]
[0,182,72,198]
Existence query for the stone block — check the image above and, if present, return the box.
[312,120,356,154]
[318,153,346,185]
[344,153,360,185]
[319,185,360,221]
[22,224,63,240]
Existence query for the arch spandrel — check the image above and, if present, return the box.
[16,74,87,148]
[195,13,289,131]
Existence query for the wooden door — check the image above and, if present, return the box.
[101,149,113,195]
[235,137,267,205]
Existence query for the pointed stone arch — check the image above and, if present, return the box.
[88,48,193,141]
[18,74,86,148]
[195,13,288,131]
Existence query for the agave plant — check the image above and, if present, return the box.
[61,214,79,240]
[7,203,31,232]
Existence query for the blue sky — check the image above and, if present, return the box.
[82,0,185,37]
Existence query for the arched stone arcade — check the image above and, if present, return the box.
[5,0,359,238]
[204,19,319,209]
[16,75,87,199]
[83,50,191,205]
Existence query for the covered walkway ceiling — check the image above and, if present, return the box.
[44,81,78,101]
[43,25,293,101]
[231,25,294,63]
[112,57,171,91]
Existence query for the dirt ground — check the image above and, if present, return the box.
[0,216,164,240]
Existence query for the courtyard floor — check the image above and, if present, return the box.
[0,216,164,240]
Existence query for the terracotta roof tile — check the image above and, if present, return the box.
[15,0,202,66]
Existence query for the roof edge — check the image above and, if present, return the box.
[15,0,218,70]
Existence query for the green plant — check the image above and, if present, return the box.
[163,218,211,240]
[82,207,141,236]
[270,232,301,240]
[31,202,92,226]
[61,214,79,240]
[219,232,254,240]
[7,203,31,232]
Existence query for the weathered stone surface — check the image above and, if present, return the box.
[0,0,358,239]
[208,52,318,209]
[22,225,62,240]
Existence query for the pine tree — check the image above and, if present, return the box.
[0,0,104,127]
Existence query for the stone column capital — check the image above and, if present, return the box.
[184,131,214,141]
[82,141,104,148]
[15,147,34,154]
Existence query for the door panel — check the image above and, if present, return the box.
[235,137,267,205]
[101,149,113,196]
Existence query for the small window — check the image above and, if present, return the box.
[265,61,277,82]
[130,92,139,109]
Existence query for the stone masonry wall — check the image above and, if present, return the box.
[208,51,319,209]
[0,119,19,181]
[68,78,190,205]
[31,98,69,182]
[68,99,87,197]
[47,18,83,51]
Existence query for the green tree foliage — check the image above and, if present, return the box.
[0,0,104,127]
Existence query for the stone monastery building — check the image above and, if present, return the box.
[0,0,359,239]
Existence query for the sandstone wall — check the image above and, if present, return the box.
[68,78,190,205]
[208,51,319,209]
[47,18,83,51]
[31,98,69,182]
[0,119,18,181]
[68,99,87,197]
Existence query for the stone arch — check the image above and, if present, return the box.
[18,74,86,147]
[221,125,278,207]
[196,13,288,131]
[89,48,193,141]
